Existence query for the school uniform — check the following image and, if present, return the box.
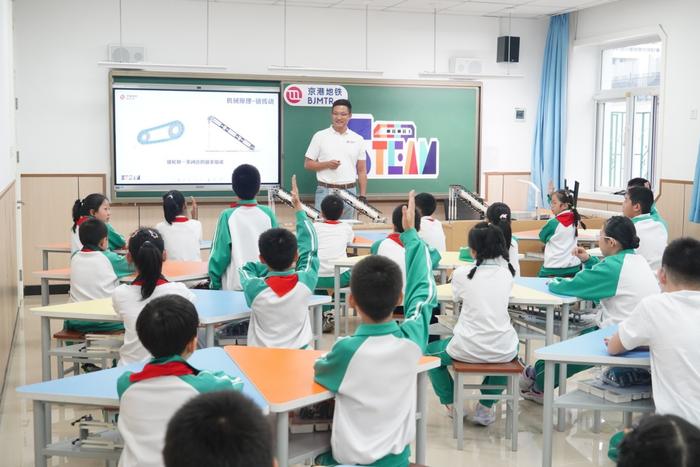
[313,220,354,289]
[426,259,518,405]
[240,210,320,349]
[208,199,277,291]
[618,290,700,426]
[155,217,202,261]
[117,355,243,467]
[631,213,668,271]
[548,250,660,327]
[113,280,196,366]
[650,203,668,229]
[370,233,441,294]
[70,215,126,254]
[418,215,446,252]
[314,228,437,467]
[67,246,133,332]
[538,210,581,277]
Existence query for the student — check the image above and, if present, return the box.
[239,175,320,349]
[113,228,195,366]
[426,222,518,426]
[616,414,700,467]
[314,191,438,466]
[486,202,520,276]
[415,192,446,252]
[209,164,277,291]
[71,193,126,254]
[520,216,660,402]
[117,295,242,467]
[626,177,667,228]
[607,237,700,427]
[370,203,441,294]
[67,218,133,332]
[163,391,275,467]
[313,193,354,290]
[538,189,583,277]
[155,190,202,261]
[622,186,668,271]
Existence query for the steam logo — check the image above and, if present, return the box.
[285,86,303,104]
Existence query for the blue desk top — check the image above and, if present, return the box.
[16,347,268,411]
[536,325,650,366]
[514,276,579,302]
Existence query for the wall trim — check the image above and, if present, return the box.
[0,180,15,200]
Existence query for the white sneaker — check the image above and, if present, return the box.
[520,388,544,405]
[519,365,536,392]
[471,402,496,426]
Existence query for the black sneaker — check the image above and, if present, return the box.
[322,311,334,333]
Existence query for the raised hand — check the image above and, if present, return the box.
[291,174,302,211]
[402,190,416,232]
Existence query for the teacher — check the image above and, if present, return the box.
[304,99,368,219]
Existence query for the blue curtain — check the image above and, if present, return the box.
[689,140,700,223]
[530,14,569,209]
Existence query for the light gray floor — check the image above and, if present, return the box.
[0,294,622,466]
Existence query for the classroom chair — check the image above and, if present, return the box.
[52,329,123,377]
[452,358,524,451]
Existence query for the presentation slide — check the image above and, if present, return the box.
[113,88,280,187]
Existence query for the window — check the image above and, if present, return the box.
[594,40,661,192]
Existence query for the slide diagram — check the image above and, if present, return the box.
[207,115,256,151]
[136,120,185,145]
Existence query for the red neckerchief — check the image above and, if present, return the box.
[80,247,100,253]
[132,277,169,286]
[424,217,435,222]
[129,360,198,383]
[556,210,575,227]
[76,216,91,227]
[265,274,299,297]
[388,233,404,247]
[172,216,189,223]
[230,200,258,208]
[323,220,341,224]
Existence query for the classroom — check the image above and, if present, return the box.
[1,0,700,466]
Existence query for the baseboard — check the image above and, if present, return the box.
[24,284,70,296]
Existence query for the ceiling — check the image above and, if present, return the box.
[209,0,620,19]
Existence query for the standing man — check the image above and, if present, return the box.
[304,99,368,219]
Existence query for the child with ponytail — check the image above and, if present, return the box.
[538,188,585,277]
[426,222,518,426]
[486,202,520,277]
[155,190,202,261]
[112,228,195,366]
[71,193,126,254]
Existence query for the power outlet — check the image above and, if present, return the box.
[690,108,698,120]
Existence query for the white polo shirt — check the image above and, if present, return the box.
[313,221,355,277]
[305,126,364,185]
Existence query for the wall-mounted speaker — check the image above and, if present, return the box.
[108,45,146,63]
[497,36,520,63]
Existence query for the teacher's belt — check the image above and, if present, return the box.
[318,181,356,189]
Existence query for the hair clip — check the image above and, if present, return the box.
[167,194,174,199]
[148,229,159,239]
[499,213,508,219]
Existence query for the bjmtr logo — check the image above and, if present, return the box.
[285,86,303,104]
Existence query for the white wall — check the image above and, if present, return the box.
[566,0,700,188]
[13,0,548,192]
[0,0,15,192]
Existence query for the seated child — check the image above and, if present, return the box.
[117,295,242,467]
[487,202,520,276]
[209,164,277,291]
[622,186,668,271]
[415,192,446,252]
[426,222,518,426]
[371,203,441,294]
[313,193,355,290]
[616,414,700,467]
[538,188,583,277]
[240,175,320,349]
[314,191,437,466]
[155,190,202,261]
[113,228,195,365]
[67,218,132,332]
[71,193,126,254]
[627,177,667,228]
[607,237,700,427]
[163,391,274,467]
[520,216,660,402]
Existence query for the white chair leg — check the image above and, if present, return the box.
[505,377,512,439]
[455,372,464,450]
[511,376,519,451]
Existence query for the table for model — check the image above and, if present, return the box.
[535,326,651,467]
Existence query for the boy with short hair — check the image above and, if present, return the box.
[314,194,355,290]
[314,191,438,466]
[209,164,277,290]
[163,391,275,467]
[627,177,667,227]
[622,186,668,271]
[117,295,243,467]
[239,175,320,349]
[68,217,132,332]
[607,237,700,427]
[415,192,446,252]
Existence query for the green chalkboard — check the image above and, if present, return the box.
[282,82,479,196]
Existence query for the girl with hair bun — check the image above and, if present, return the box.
[486,202,520,276]
[155,191,202,261]
[71,193,126,254]
[520,216,661,401]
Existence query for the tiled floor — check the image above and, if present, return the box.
[0,294,621,466]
